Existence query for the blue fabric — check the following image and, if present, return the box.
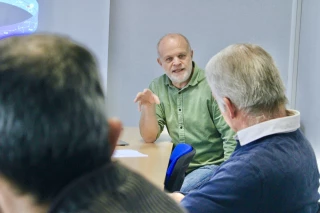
[180,164,219,194]
[181,130,320,213]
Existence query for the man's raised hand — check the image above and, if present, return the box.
[134,89,160,111]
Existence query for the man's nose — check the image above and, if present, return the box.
[172,57,181,66]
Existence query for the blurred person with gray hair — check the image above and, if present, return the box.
[170,44,319,213]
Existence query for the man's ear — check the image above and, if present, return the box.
[157,58,162,66]
[190,50,194,59]
[224,97,236,119]
[107,118,123,156]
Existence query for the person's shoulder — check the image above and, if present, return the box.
[192,62,208,85]
[149,74,168,92]
[150,74,167,85]
[225,137,292,175]
[192,67,212,95]
[116,163,186,212]
[193,62,204,71]
[212,154,264,185]
[221,145,268,173]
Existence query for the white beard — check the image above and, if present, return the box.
[168,68,192,84]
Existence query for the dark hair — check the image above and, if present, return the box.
[0,34,110,204]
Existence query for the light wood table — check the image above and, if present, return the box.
[115,127,173,189]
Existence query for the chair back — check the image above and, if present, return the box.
[165,143,195,192]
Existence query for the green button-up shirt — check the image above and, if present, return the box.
[149,62,236,172]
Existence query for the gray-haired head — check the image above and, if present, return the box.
[157,33,192,56]
[205,43,287,117]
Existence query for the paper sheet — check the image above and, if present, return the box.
[113,149,148,158]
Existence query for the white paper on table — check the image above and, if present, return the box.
[113,149,148,158]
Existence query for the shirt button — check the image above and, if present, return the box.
[179,109,181,111]
[180,126,183,129]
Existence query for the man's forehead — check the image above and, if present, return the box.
[159,36,187,47]
[158,37,189,57]
[160,49,188,58]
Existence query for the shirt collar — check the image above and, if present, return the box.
[165,62,205,87]
[236,109,300,146]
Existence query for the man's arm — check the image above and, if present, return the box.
[134,89,161,143]
[180,159,262,213]
[212,98,237,160]
[139,104,160,143]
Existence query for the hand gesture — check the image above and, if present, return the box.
[134,89,160,111]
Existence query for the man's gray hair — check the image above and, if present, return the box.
[205,44,287,116]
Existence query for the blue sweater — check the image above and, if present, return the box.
[181,130,319,213]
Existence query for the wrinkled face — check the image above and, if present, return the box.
[157,36,193,88]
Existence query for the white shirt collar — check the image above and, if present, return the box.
[236,109,300,146]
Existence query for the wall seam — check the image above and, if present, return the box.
[287,0,302,109]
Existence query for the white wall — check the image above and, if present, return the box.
[107,0,293,126]
[3,1,318,159]
[0,0,110,94]
[296,0,320,157]
[36,0,110,94]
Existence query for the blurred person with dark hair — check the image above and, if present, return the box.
[0,34,185,213]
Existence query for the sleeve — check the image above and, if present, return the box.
[180,159,262,213]
[149,81,166,139]
[212,97,237,160]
